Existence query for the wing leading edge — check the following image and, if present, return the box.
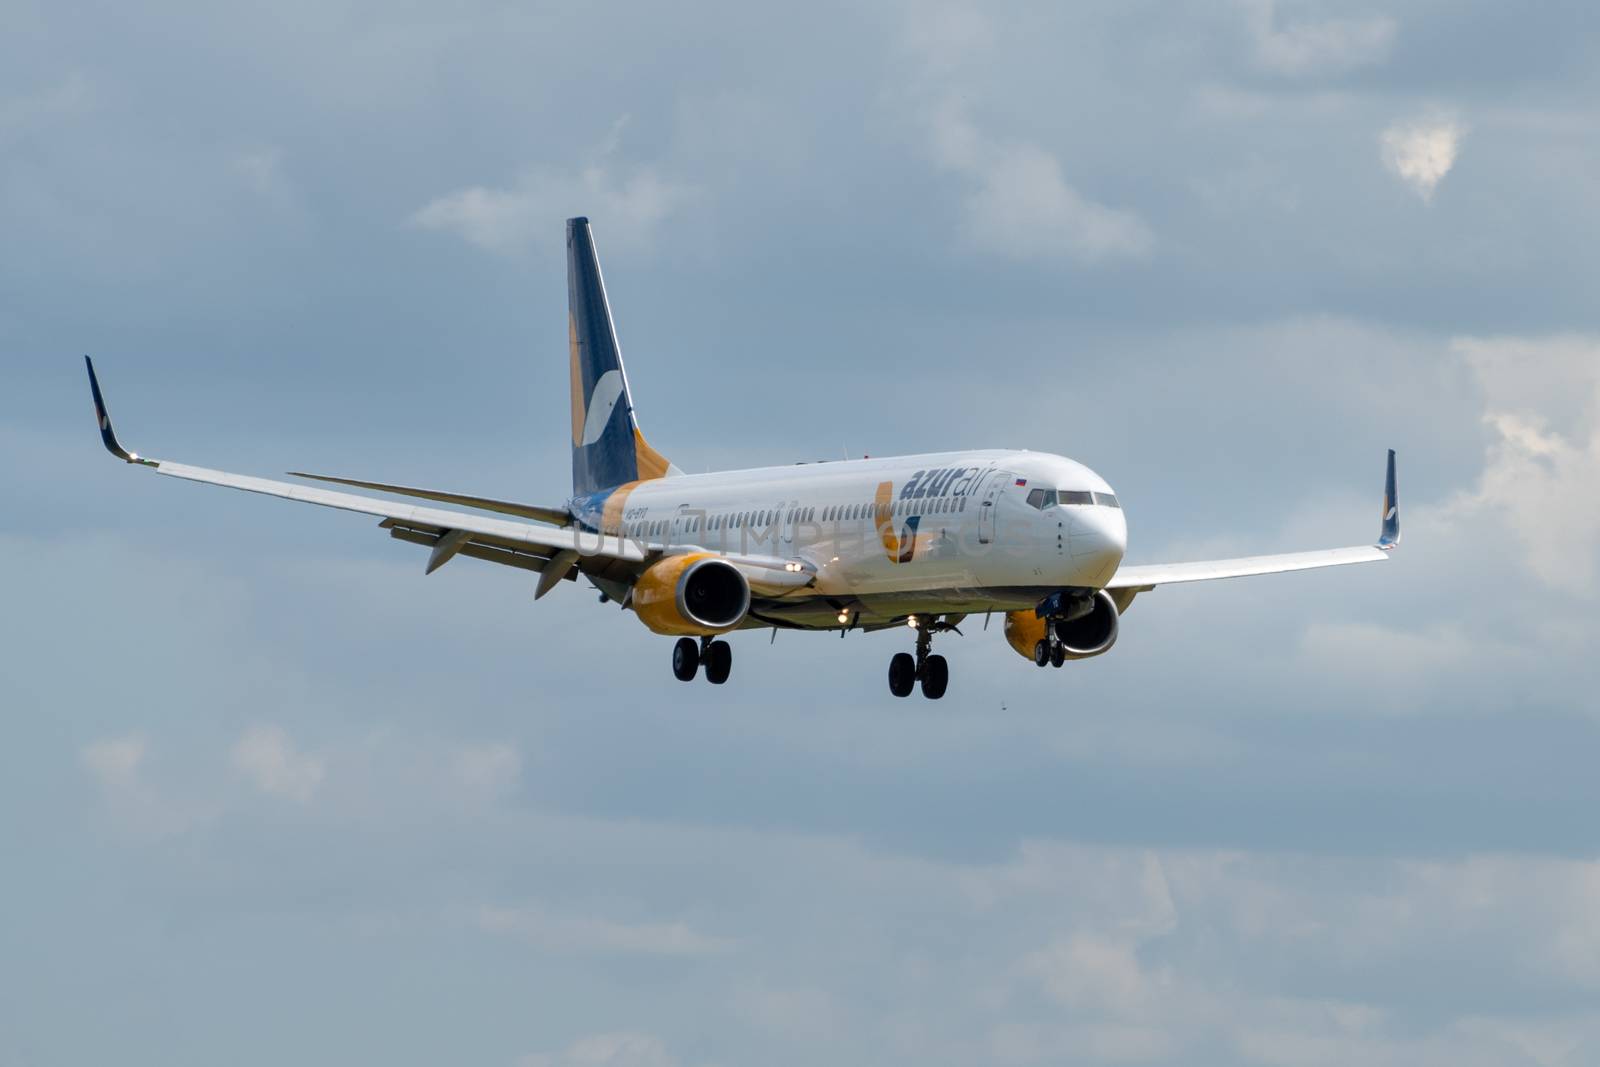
[1105,450,1400,593]
[83,357,644,571]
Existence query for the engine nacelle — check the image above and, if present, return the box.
[632,553,751,635]
[1003,589,1120,662]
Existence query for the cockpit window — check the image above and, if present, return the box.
[1057,490,1093,506]
[1026,488,1048,509]
[1093,492,1120,508]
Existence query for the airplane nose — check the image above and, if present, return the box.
[1068,505,1126,586]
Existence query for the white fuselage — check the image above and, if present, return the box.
[573,449,1127,626]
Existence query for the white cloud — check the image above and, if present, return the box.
[1243,0,1397,76]
[929,102,1153,263]
[0,73,94,140]
[1024,934,1164,1017]
[734,984,840,1038]
[450,741,521,796]
[411,162,692,255]
[231,146,288,199]
[230,724,325,803]
[1445,335,1600,589]
[1380,115,1465,201]
[520,1032,678,1067]
[79,733,212,839]
[478,904,733,956]
[900,5,995,75]
[81,734,146,789]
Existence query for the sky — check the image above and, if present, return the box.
[4,1,1600,1064]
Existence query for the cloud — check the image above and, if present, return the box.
[1242,0,1397,76]
[79,733,213,839]
[478,904,733,956]
[899,5,995,75]
[929,102,1153,263]
[410,161,692,255]
[520,1032,678,1067]
[1445,335,1600,589]
[1023,934,1165,1017]
[230,146,288,200]
[1380,115,1465,201]
[230,724,326,803]
[734,984,840,1039]
[0,72,94,140]
[450,741,521,796]
[81,734,146,790]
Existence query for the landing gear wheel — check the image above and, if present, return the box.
[1033,639,1051,667]
[672,637,699,681]
[704,639,732,685]
[888,652,916,697]
[920,654,949,699]
[1050,642,1066,668]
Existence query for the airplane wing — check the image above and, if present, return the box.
[84,358,814,599]
[1104,450,1400,593]
[283,471,572,526]
[84,357,647,593]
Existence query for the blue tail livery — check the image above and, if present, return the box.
[567,217,676,497]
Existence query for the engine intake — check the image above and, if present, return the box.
[1003,589,1121,662]
[633,554,751,635]
[1053,589,1119,656]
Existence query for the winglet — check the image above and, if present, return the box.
[1378,448,1400,550]
[84,356,154,465]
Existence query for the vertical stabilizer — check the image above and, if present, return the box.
[567,217,674,496]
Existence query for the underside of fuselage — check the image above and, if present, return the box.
[739,584,1110,632]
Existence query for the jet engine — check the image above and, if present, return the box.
[632,553,751,635]
[1004,589,1120,662]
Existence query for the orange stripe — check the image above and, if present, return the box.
[601,482,638,535]
[634,428,672,481]
[875,481,901,562]
[569,313,585,448]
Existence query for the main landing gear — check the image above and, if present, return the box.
[673,636,732,684]
[888,618,950,700]
[1032,637,1067,668]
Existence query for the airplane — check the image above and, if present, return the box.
[85,216,1400,699]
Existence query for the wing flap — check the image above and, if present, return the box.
[150,459,648,562]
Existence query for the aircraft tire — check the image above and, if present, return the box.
[888,652,916,697]
[1033,640,1050,667]
[672,637,700,681]
[1050,642,1066,668]
[705,639,732,685]
[920,654,949,699]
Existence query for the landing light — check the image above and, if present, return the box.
[837,610,849,624]
[906,615,918,629]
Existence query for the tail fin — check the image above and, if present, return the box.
[567,217,675,496]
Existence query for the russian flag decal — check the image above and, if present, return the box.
[1014,477,1027,487]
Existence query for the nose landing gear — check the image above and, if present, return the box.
[672,635,732,684]
[888,617,953,699]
